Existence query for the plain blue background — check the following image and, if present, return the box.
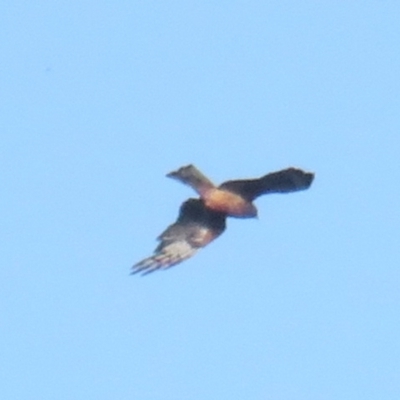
[2,2,399,399]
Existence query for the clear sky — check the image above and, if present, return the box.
[1,2,399,399]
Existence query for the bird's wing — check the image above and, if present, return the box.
[219,168,314,201]
[166,165,215,196]
[132,199,226,275]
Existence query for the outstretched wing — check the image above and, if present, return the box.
[219,168,314,201]
[132,199,226,275]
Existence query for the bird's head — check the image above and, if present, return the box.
[231,202,258,219]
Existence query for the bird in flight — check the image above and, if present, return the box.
[132,165,314,275]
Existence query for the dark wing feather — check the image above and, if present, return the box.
[132,199,226,275]
[219,168,314,201]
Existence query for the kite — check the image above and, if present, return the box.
[132,165,314,275]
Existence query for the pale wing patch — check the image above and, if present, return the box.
[189,226,215,246]
[131,241,198,275]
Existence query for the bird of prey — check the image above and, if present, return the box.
[132,165,314,275]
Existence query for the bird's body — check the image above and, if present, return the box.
[202,187,257,218]
[132,164,314,275]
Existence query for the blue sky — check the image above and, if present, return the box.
[1,2,400,399]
